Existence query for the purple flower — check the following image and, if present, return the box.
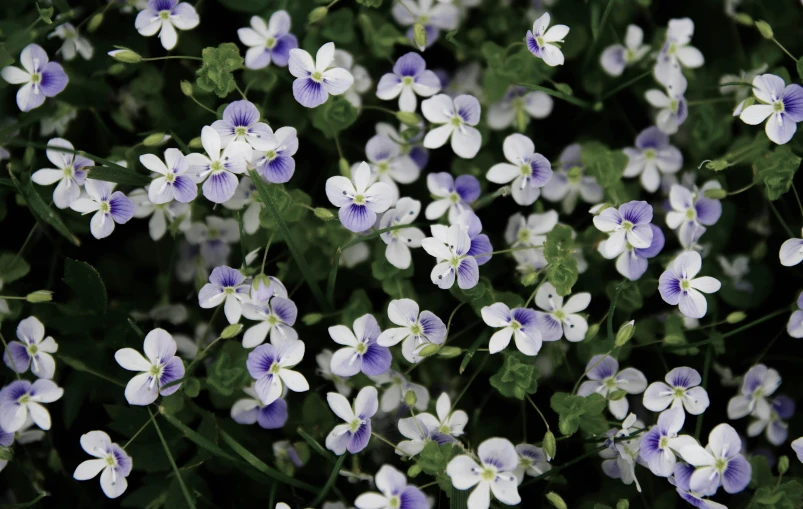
[526,13,570,67]
[390,0,458,51]
[0,379,64,432]
[354,464,427,509]
[658,251,721,319]
[644,366,710,417]
[534,282,591,342]
[787,292,803,337]
[69,180,135,240]
[424,172,480,222]
[487,85,553,131]
[379,198,426,270]
[364,133,420,203]
[376,122,429,171]
[447,209,492,266]
[198,266,251,324]
[747,395,795,446]
[421,224,479,290]
[792,437,803,464]
[241,291,298,349]
[377,298,446,364]
[542,144,603,213]
[446,438,520,507]
[184,216,240,271]
[253,126,298,184]
[325,161,393,233]
[288,42,354,108]
[3,316,58,379]
[114,328,185,406]
[397,414,456,456]
[31,138,92,209]
[325,386,378,455]
[669,463,728,509]
[593,201,654,258]
[599,223,664,281]
[600,25,649,77]
[678,423,751,496]
[481,303,542,356]
[376,52,441,112]
[727,364,781,420]
[577,355,647,419]
[230,385,288,430]
[740,73,803,145]
[212,100,277,151]
[140,148,198,204]
[646,73,689,135]
[666,182,722,248]
[246,338,308,405]
[639,408,691,477]
[421,94,482,159]
[329,314,391,377]
[135,0,199,50]
[486,133,553,206]
[237,11,297,70]
[73,431,133,499]
[1,44,68,112]
[623,127,683,193]
[513,444,552,483]
[185,126,252,204]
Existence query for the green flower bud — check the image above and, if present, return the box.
[108,63,126,75]
[543,430,556,460]
[26,290,53,303]
[520,271,540,286]
[755,20,773,39]
[545,492,567,509]
[615,320,635,347]
[407,464,422,478]
[437,346,463,359]
[418,344,441,357]
[704,188,727,199]
[339,158,350,177]
[108,49,142,64]
[396,111,421,126]
[143,133,171,147]
[726,311,747,324]
[609,389,627,401]
[616,500,630,509]
[0,446,13,461]
[308,6,329,24]
[735,13,753,26]
[88,13,104,32]
[413,23,427,49]
[314,208,335,220]
[302,313,324,326]
[189,137,203,149]
[404,389,417,407]
[515,108,528,132]
[221,323,243,339]
[585,323,600,341]
[24,146,35,167]
[554,83,573,96]
[180,80,194,97]
[779,455,789,475]
[704,159,730,172]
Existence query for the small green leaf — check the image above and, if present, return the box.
[489,354,539,400]
[754,145,802,201]
[0,253,30,283]
[183,377,201,398]
[312,96,358,138]
[64,258,108,315]
[195,43,244,98]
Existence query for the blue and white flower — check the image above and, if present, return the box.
[727,364,781,420]
[526,13,569,67]
[73,431,133,499]
[1,44,68,112]
[643,367,710,417]
[114,328,185,406]
[646,73,689,135]
[376,52,440,112]
[534,282,591,343]
[600,25,649,77]
[379,198,426,270]
[135,0,199,50]
[542,144,602,213]
[140,148,198,204]
[377,298,446,364]
[486,134,553,206]
[677,423,751,496]
[237,11,297,70]
[186,126,252,204]
[326,161,394,233]
[446,438,521,509]
[355,464,427,509]
[31,138,92,209]
[328,314,391,377]
[363,133,420,203]
[0,379,63,432]
[424,172,480,222]
[212,100,277,152]
[599,224,664,281]
[593,201,655,258]
[231,384,288,430]
[487,86,553,131]
[639,408,693,477]
[69,180,135,240]
[578,356,647,419]
[481,303,542,356]
[747,395,794,446]
[740,73,803,145]
[654,18,704,86]
[665,182,722,248]
[253,126,298,184]
[421,94,482,159]
[391,0,458,51]
[421,224,479,290]
[288,42,354,108]
[622,127,683,193]
[326,386,378,455]
[658,251,721,319]
[2,316,58,379]
[198,265,251,324]
[246,337,308,405]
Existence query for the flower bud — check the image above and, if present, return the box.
[221,323,243,339]
[26,290,53,303]
[314,208,335,220]
[308,6,328,23]
[585,323,600,341]
[615,320,635,347]
[437,346,463,359]
[735,13,753,26]
[108,63,126,75]
[0,447,13,461]
[704,188,727,199]
[543,430,556,460]
[609,389,627,401]
[704,159,730,172]
[545,492,567,509]
[302,313,323,326]
[339,158,350,177]
[24,146,35,166]
[143,133,171,147]
[521,271,539,286]
[755,20,773,39]
[180,80,194,97]
[515,108,528,132]
[418,344,441,357]
[407,464,422,478]
[726,311,747,324]
[404,389,417,407]
[554,83,573,96]
[779,455,789,475]
[88,13,104,32]
[108,49,142,64]
[413,23,427,49]
[189,137,203,149]
[396,111,421,126]
[616,500,630,509]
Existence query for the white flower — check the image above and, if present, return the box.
[486,134,553,206]
[421,224,480,290]
[739,73,803,145]
[780,228,803,267]
[434,392,468,437]
[69,180,135,240]
[49,23,94,61]
[654,18,704,86]
[377,298,446,364]
[600,25,649,76]
[533,282,590,342]
[73,431,133,499]
[135,0,200,50]
[646,73,688,135]
[658,251,721,319]
[114,328,185,406]
[370,371,429,413]
[379,198,426,269]
[129,189,190,241]
[421,94,482,159]
[185,126,252,204]
[31,138,93,209]
[526,13,570,67]
[288,42,354,108]
[335,49,372,109]
[446,438,520,509]
[0,379,64,432]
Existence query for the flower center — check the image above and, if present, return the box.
[450,116,463,127]
[603,377,617,390]
[353,194,366,205]
[536,36,546,47]
[349,418,362,433]
[669,99,679,113]
[659,436,670,449]
[643,149,656,160]
[481,466,496,481]
[714,458,727,472]
[774,101,784,113]
[355,342,368,354]
[31,72,42,84]
[621,220,633,231]
[510,320,521,331]
[149,364,162,377]
[410,323,423,336]
[519,457,533,468]
[673,387,686,399]
[553,310,566,321]
[105,455,116,468]
[402,76,414,86]
[625,48,636,61]
[27,344,39,355]
[517,229,530,243]
[439,424,451,434]
[159,10,171,20]
[265,37,277,49]
[685,208,696,220]
[388,496,401,509]
[567,166,583,183]
[449,192,460,203]
[211,160,224,172]
[377,161,390,174]
[449,256,461,268]
[680,279,691,291]
[668,42,677,56]
[63,165,74,178]
[224,286,235,295]
[99,201,110,213]
[267,315,279,326]
[235,126,248,137]
[417,15,430,24]
[269,362,281,375]
[311,71,323,82]
[18,394,30,404]
[519,164,531,177]
[165,172,176,183]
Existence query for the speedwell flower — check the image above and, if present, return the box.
[114,328,185,406]
[363,133,420,203]
[513,444,551,484]
[354,464,427,509]
[31,138,92,209]
[598,223,664,281]
[326,161,393,233]
[0,379,64,432]
[434,392,468,438]
[446,438,521,509]
[654,18,704,86]
[212,100,277,151]
[727,364,781,420]
[69,180,135,240]
[646,73,689,135]
[246,337,309,405]
[334,49,372,109]
[541,144,602,214]
[49,23,94,61]
[622,127,683,193]
[487,86,553,131]
[371,370,429,413]
[421,224,479,290]
[237,11,297,70]
[198,265,250,324]
[376,52,441,112]
[129,189,190,241]
[739,73,803,145]
[185,126,252,204]
[677,423,751,496]
[787,292,803,338]
[593,201,654,258]
[253,126,298,184]
[639,408,692,477]
[379,198,426,270]
[135,0,199,50]
[643,366,710,417]
[658,251,721,319]
[481,303,541,356]
[600,24,649,76]
[231,385,288,430]
[665,182,722,248]
[486,134,553,206]
[421,94,482,159]
[390,0,458,51]
[526,13,569,67]
[534,282,591,342]
[328,314,391,377]
[288,42,354,108]
[1,44,68,112]
[578,355,648,419]
[221,177,261,234]
[139,148,198,204]
[3,316,58,379]
[377,298,446,364]
[747,395,794,446]
[780,228,803,267]
[241,291,298,349]
[424,172,480,222]
[326,386,378,455]
[73,431,133,499]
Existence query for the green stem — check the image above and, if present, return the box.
[694,344,712,439]
[371,432,407,454]
[446,302,466,337]
[261,233,275,274]
[361,105,398,116]
[514,82,595,110]
[607,281,625,341]
[0,492,49,508]
[309,455,346,507]
[450,354,489,412]
[585,0,615,66]
[525,395,550,430]
[769,200,795,238]
[15,224,38,260]
[123,411,157,448]
[687,97,733,106]
[521,443,609,487]
[601,69,653,100]
[297,428,336,464]
[141,55,203,61]
[150,408,196,509]
[665,308,789,351]
[0,295,26,300]
[771,38,799,63]
[6,140,140,177]
[189,95,217,115]
[234,82,248,100]
[727,182,755,196]
[792,186,803,219]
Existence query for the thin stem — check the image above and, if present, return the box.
[234,82,248,100]
[142,55,203,61]
[728,182,755,196]
[584,0,615,66]
[309,455,346,507]
[694,344,712,440]
[445,302,466,337]
[326,0,341,8]
[524,281,541,308]
[261,233,275,274]
[123,411,157,448]
[151,408,196,509]
[665,308,789,351]
[15,224,38,260]
[471,245,538,258]
[450,354,489,413]
[408,406,427,438]
[771,38,798,63]
[769,200,796,239]
[600,67,651,99]
[0,331,22,380]
[189,95,217,115]
[371,432,407,454]
[0,295,26,300]
[75,2,113,30]
[361,105,398,116]
[525,395,550,430]
[687,97,733,106]
[419,481,438,490]
[514,82,595,110]
[792,186,803,219]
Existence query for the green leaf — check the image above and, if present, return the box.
[747,481,803,509]
[0,253,30,283]
[321,9,356,44]
[543,225,579,296]
[195,43,244,98]
[205,342,250,396]
[581,142,627,188]
[489,354,539,400]
[301,392,336,439]
[88,165,151,187]
[8,171,80,246]
[550,392,606,436]
[797,58,803,81]
[64,258,108,315]
[356,0,383,6]
[183,377,201,398]
[754,145,802,200]
[417,442,457,475]
[312,96,359,138]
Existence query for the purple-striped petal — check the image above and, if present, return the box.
[456,257,479,289]
[3,342,31,374]
[247,344,276,379]
[468,234,492,266]
[394,52,426,77]
[635,126,668,149]
[419,311,446,343]
[271,35,297,67]
[694,197,722,225]
[172,175,198,202]
[634,224,664,259]
[783,84,803,122]
[203,171,238,203]
[658,272,682,305]
[339,203,375,233]
[585,355,619,380]
[109,192,135,224]
[668,367,701,389]
[347,421,371,454]
[400,486,427,509]
[271,297,297,326]
[39,63,68,97]
[455,174,480,203]
[620,200,653,225]
[257,155,295,184]
[223,100,259,128]
[293,78,328,108]
[361,343,391,376]
[257,398,288,429]
[158,357,185,396]
[209,266,245,287]
[721,454,751,494]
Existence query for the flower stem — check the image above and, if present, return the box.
[150,408,196,509]
[0,295,26,300]
[600,69,653,100]
[234,82,248,100]
[727,182,755,196]
[371,432,406,454]
[308,454,346,507]
[584,0,616,66]
[694,344,712,440]
[771,38,799,62]
[526,395,550,430]
[261,233,275,274]
[792,186,803,219]
[141,55,203,61]
[123,411,157,448]
[769,200,796,239]
[361,105,398,116]
[189,95,217,115]
[687,97,733,106]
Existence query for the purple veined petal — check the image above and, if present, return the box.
[347,420,371,454]
[585,355,619,381]
[773,395,796,420]
[124,372,159,406]
[339,203,375,233]
[109,192,135,224]
[257,398,288,429]
[526,30,543,57]
[634,224,664,259]
[39,62,68,98]
[202,171,238,203]
[258,154,295,184]
[361,343,391,376]
[246,343,276,379]
[667,366,701,389]
[231,398,260,424]
[766,419,788,446]
[170,175,198,203]
[394,52,426,78]
[635,126,669,149]
[535,311,563,341]
[678,288,707,319]
[454,174,480,203]
[478,437,518,472]
[322,67,354,96]
[354,314,381,343]
[616,249,648,281]
[408,146,428,170]
[376,73,404,100]
[144,328,178,364]
[271,34,298,67]
[721,454,751,494]
[158,356,185,396]
[427,172,455,196]
[209,266,245,288]
[3,342,32,374]
[594,207,623,232]
[89,211,115,239]
[765,111,797,145]
[17,82,46,112]
[600,45,626,76]
[511,308,538,329]
[782,84,803,122]
[419,311,446,343]
[694,197,722,226]
[223,99,260,129]
[292,77,327,108]
[528,154,553,187]
[468,234,493,266]
[454,95,481,125]
[752,74,786,104]
[366,134,400,163]
[620,200,653,225]
[270,297,297,326]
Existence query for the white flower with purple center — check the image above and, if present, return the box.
[377,298,446,364]
[780,227,803,267]
[376,52,441,112]
[253,126,298,184]
[354,464,427,509]
[379,198,426,270]
[222,177,261,234]
[424,172,480,222]
[376,122,429,171]
[622,127,683,193]
[447,209,493,266]
[329,314,391,377]
[31,138,92,209]
[326,386,378,455]
[70,180,135,240]
[446,438,521,509]
[363,133,420,204]
[3,316,58,379]
[326,161,394,233]
[198,265,251,324]
[600,24,649,77]
[787,292,803,338]
[487,86,553,131]
[481,303,542,356]
[391,0,458,51]
[593,201,654,258]
[677,423,751,496]
[73,431,133,499]
[646,73,689,135]
[578,355,647,419]
[237,11,297,70]
[135,0,199,50]
[747,395,794,446]
[421,94,482,159]
[114,328,185,406]
[371,371,429,413]
[49,23,94,61]
[212,100,277,152]
[397,414,456,457]
[638,408,692,477]
[1,44,68,112]
[434,392,468,438]
[668,463,728,509]
[241,290,298,349]
[526,13,570,67]
[654,18,704,86]
[599,223,664,281]
[334,49,372,108]
[0,379,63,432]
[139,148,198,204]
[129,189,190,241]
[542,144,602,214]
[230,384,288,430]
[505,210,558,270]
[185,126,252,204]
[183,216,240,271]
[739,73,803,145]
[658,251,721,319]
[422,224,479,290]
[726,364,780,420]
[666,182,723,248]
[288,42,354,108]
[534,282,591,343]
[246,337,309,405]
[486,134,553,206]
[643,367,710,418]
[513,444,551,484]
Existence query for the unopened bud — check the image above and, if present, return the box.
[308,6,328,23]
[302,313,323,326]
[396,111,421,126]
[585,323,600,341]
[755,20,773,39]
[543,430,556,460]
[88,13,104,32]
[554,83,573,96]
[521,271,540,286]
[339,158,350,177]
[545,492,567,509]
[404,389,417,407]
[779,455,789,475]
[0,447,13,461]
[705,159,730,172]
[437,346,463,359]
[413,23,427,49]
[609,389,627,401]
[314,207,335,220]
[704,188,727,199]
[726,311,747,324]
[407,464,422,478]
[180,80,194,97]
[26,290,53,303]
[143,133,171,147]
[189,137,203,149]
[221,323,243,339]
[616,500,630,509]
[108,49,142,64]
[615,320,635,347]
[108,63,126,75]
[418,344,441,357]
[515,108,528,132]
[734,13,753,26]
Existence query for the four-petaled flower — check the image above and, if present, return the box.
[241,286,298,349]
[73,431,133,499]
[646,73,689,135]
[364,133,420,203]
[739,73,803,145]
[288,42,354,108]
[421,94,483,159]
[354,464,428,509]
[135,0,200,50]
[747,395,794,446]
[513,444,552,484]
[638,408,692,477]
[533,282,591,343]
[3,316,59,379]
[326,386,378,455]
[600,25,649,77]
[424,172,480,222]
[677,423,751,496]
[377,298,446,364]
[230,384,288,430]
[186,126,252,204]
[481,302,542,356]
[599,224,664,281]
[658,251,721,319]
[140,148,198,204]
[446,437,521,509]
[486,134,553,206]
[577,355,648,419]
[379,198,426,270]
[422,224,480,290]
[622,127,683,193]
[542,144,602,214]
[593,201,655,258]
[1,44,68,112]
[329,314,391,377]
[246,337,309,405]
[114,328,185,406]
[726,363,781,420]
[487,86,553,131]
[198,265,251,324]
[665,182,722,248]
[653,18,704,86]
[70,180,135,240]
[31,138,93,209]
[376,52,441,112]
[526,13,570,67]
[643,367,710,418]
[253,126,298,184]
[0,379,64,432]
[326,161,394,233]
[237,11,298,70]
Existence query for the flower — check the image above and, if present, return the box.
[533,282,591,342]
[622,127,683,193]
[421,94,482,159]
[646,73,689,135]
[487,86,553,131]
[237,11,297,70]
[185,126,252,204]
[139,148,198,204]
[376,52,440,112]
[513,444,551,484]
[422,224,479,290]
[211,100,277,152]
[129,189,190,240]
[1,44,68,111]
[325,386,378,455]
[504,210,558,271]
[371,371,430,413]
[377,298,446,364]
[526,13,570,66]
[677,423,751,496]
[446,438,521,509]
[720,64,769,116]
[654,18,704,86]
[434,393,468,438]
[221,177,261,234]
[135,0,199,50]
[289,42,354,108]
[354,464,427,509]
[486,134,553,206]
[665,182,723,248]
[599,414,645,491]
[183,216,240,270]
[599,224,664,281]
[114,328,185,406]
[541,144,602,213]
[49,23,94,61]
[363,133,420,203]
[70,180,135,240]
[241,289,298,349]
[73,431,133,499]
[794,437,803,464]
[481,303,541,356]
[376,122,429,171]
[329,314,391,377]
[198,266,251,324]
[643,367,710,418]
[424,172,480,222]
[0,379,64,432]
[717,255,752,293]
[379,198,426,269]
[578,355,647,419]
[747,395,794,446]
[739,73,803,145]
[780,228,803,267]
[669,463,729,509]
[2,316,59,379]
[316,349,351,397]
[600,24,649,76]
[658,251,721,319]
[231,385,288,430]
[333,49,372,108]
[326,161,393,233]
[246,338,309,405]
[788,293,803,337]
[397,414,456,457]
[31,138,92,209]
[593,201,654,258]
[639,408,691,477]
[391,0,458,51]
[448,210,493,266]
[253,126,298,184]
[727,364,781,420]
